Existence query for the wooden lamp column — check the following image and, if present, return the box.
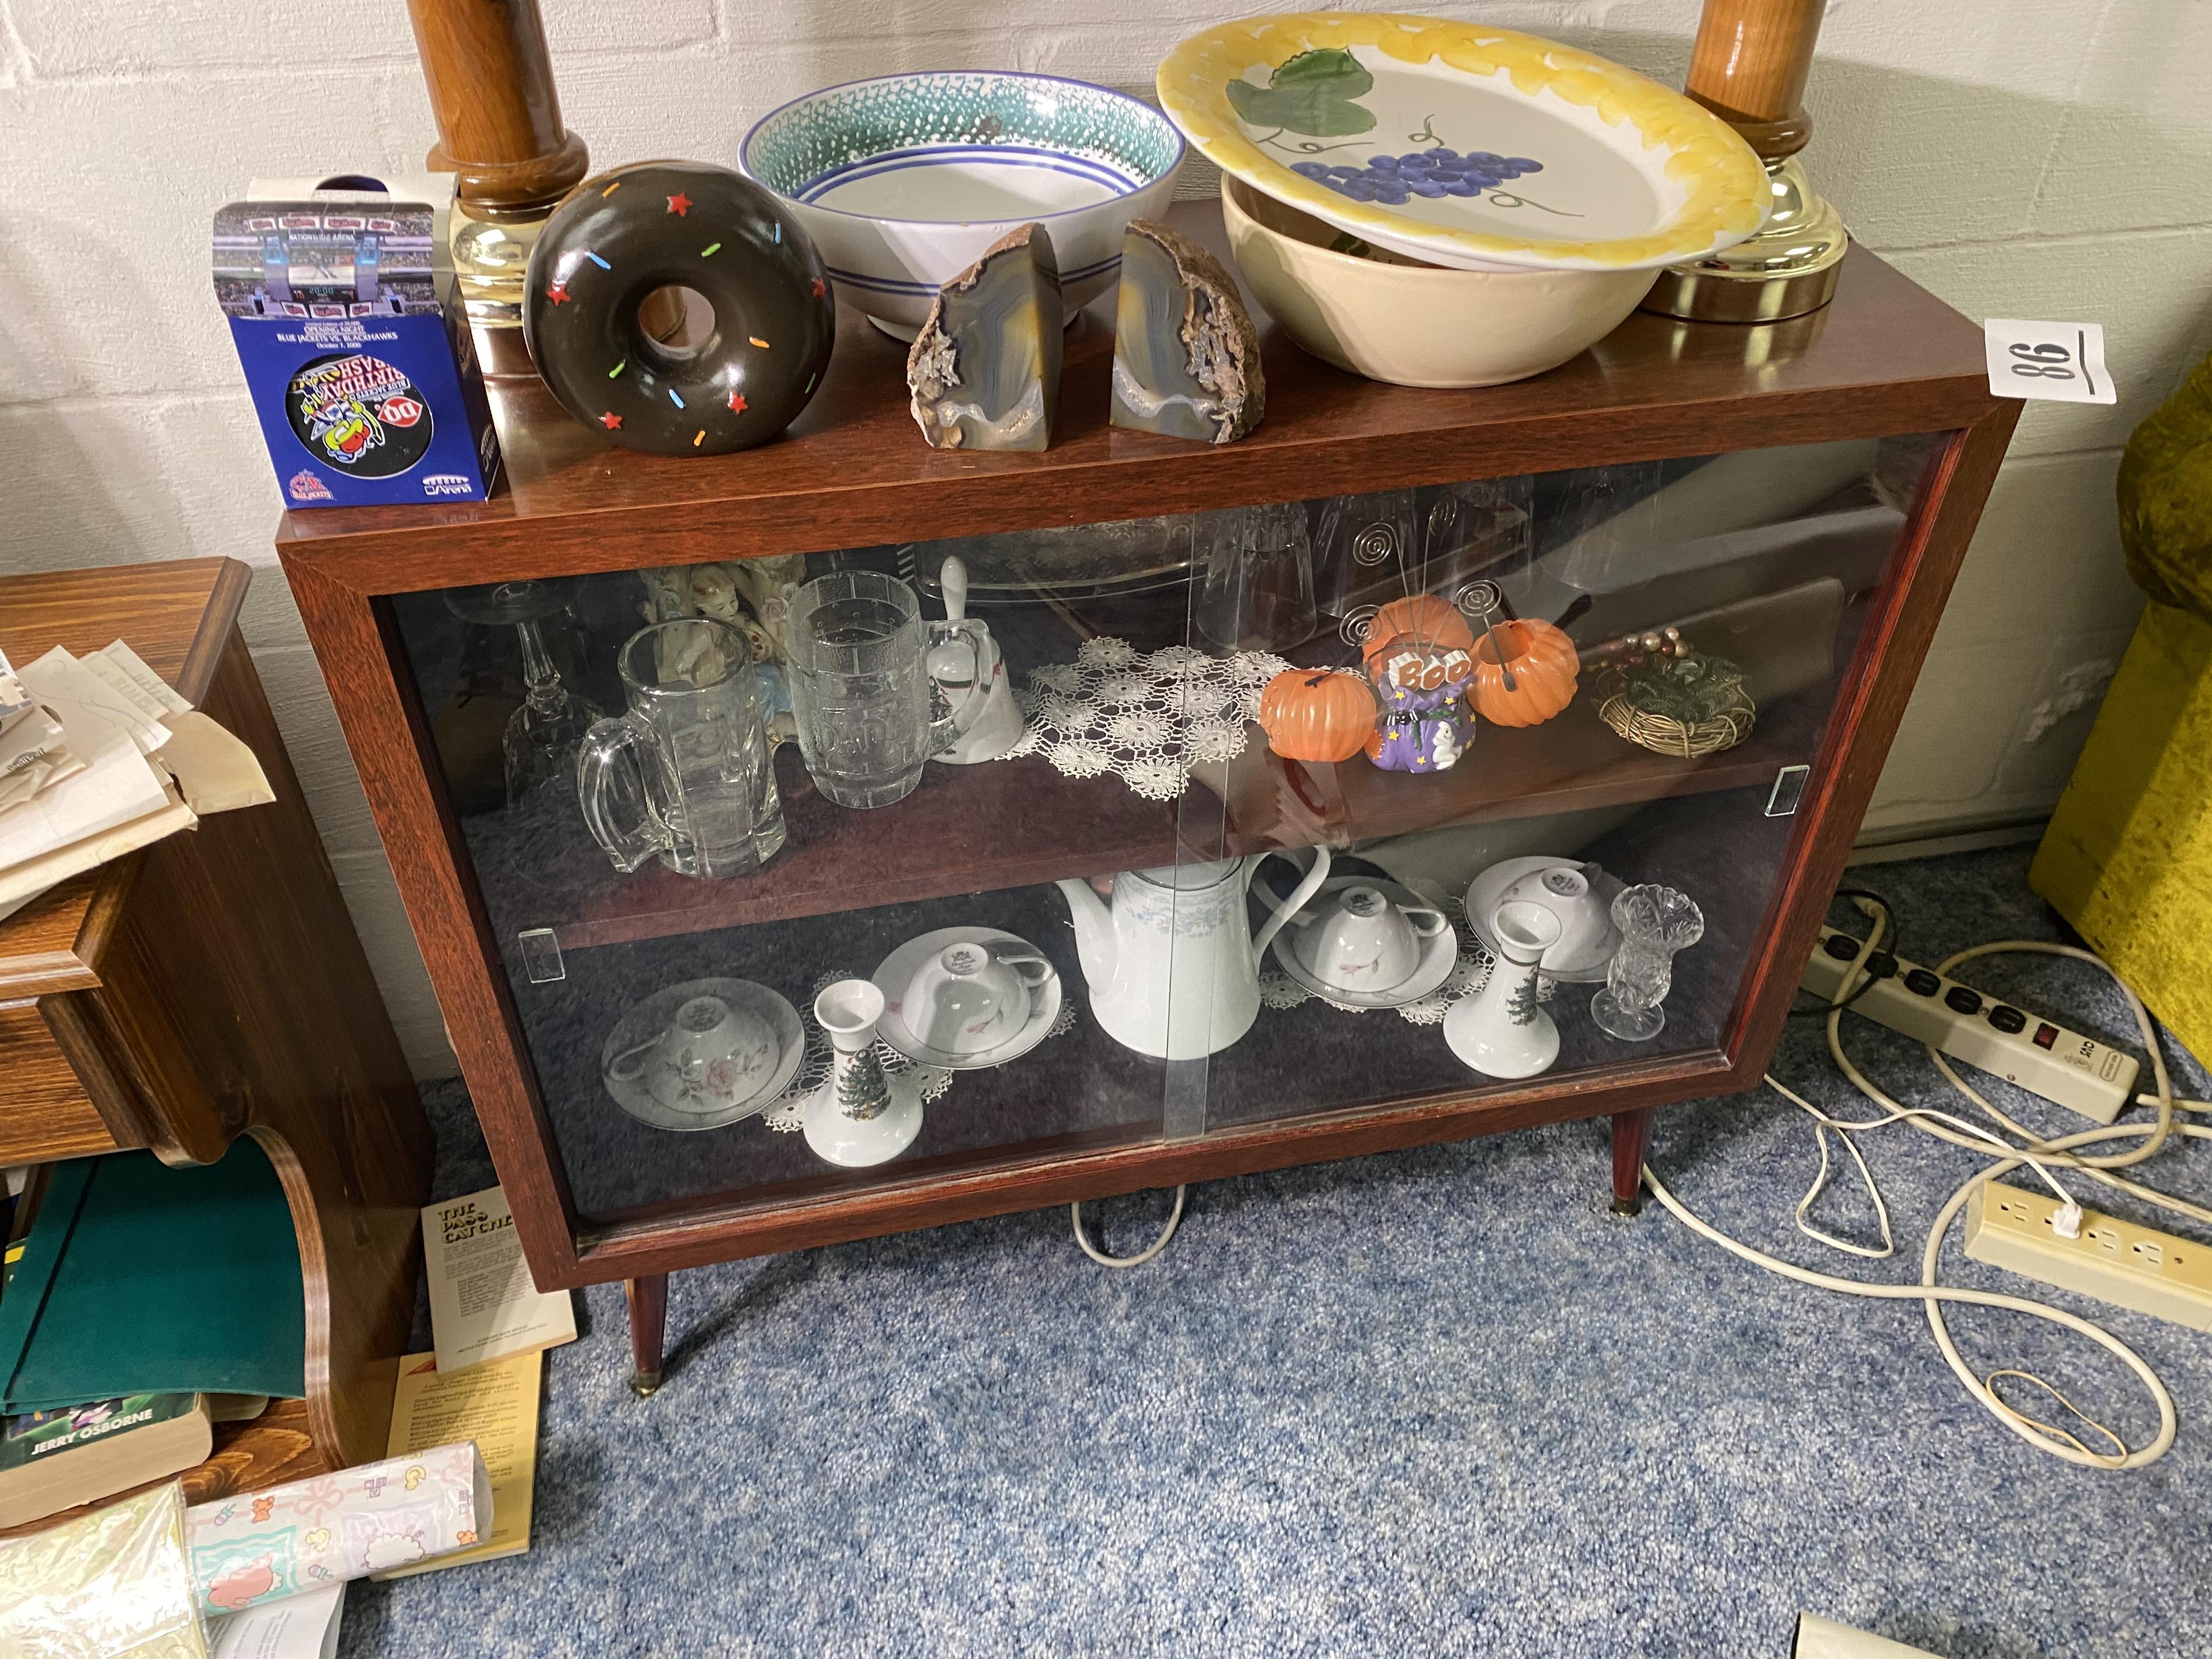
[403,0,590,373]
[1642,0,1848,323]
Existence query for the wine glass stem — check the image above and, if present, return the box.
[516,618,567,715]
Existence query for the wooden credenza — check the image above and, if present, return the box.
[0,558,433,1518]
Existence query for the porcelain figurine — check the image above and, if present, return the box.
[802,980,923,1167]
[1444,899,1563,1078]
[1365,639,1474,774]
[1056,849,1331,1060]
[927,556,1025,764]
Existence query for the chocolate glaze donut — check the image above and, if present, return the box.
[525,161,836,456]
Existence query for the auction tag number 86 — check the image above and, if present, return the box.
[1983,320,2117,405]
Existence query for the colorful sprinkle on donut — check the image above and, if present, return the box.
[609,359,626,378]
[668,388,685,408]
[667,193,693,217]
[693,429,705,446]
[599,411,622,429]
[601,180,621,198]
[727,391,748,412]
[701,243,722,257]
[585,252,611,270]
[749,336,770,349]
[810,277,825,298]
[546,282,570,305]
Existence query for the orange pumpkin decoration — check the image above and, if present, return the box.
[1360,596,1474,674]
[1257,668,1378,762]
[1469,619,1579,727]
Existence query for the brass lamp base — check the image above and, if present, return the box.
[452,201,553,376]
[1642,154,1847,324]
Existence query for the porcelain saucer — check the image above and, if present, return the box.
[600,978,805,1131]
[1464,857,1624,983]
[1270,877,1459,1009]
[872,926,1065,1070]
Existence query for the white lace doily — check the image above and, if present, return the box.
[1003,637,1287,801]
[1256,892,1558,1025]
[761,971,1078,1131]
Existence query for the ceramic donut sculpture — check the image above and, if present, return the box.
[525,160,836,456]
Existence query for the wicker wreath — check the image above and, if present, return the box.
[1596,669,1757,758]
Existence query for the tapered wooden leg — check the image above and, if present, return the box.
[1610,1107,1655,1217]
[625,1274,669,1397]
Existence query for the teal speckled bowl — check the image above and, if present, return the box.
[743,72,1185,335]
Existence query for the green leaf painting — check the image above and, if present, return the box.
[1225,48,1377,138]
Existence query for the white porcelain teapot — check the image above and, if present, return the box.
[1056,849,1331,1060]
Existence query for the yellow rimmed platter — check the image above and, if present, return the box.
[1157,13,1768,273]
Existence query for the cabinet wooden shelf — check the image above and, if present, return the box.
[278,199,2018,1392]
[483,680,1827,956]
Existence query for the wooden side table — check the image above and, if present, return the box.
[0,558,433,1512]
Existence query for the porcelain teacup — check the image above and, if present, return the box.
[1493,863,1619,975]
[1291,885,1450,993]
[607,994,779,1113]
[899,941,1054,1056]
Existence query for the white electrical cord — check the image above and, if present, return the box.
[1645,900,2206,1470]
[1071,1185,1187,1268]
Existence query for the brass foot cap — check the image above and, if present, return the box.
[1641,257,1842,324]
[630,1370,664,1399]
[1609,1195,1646,1219]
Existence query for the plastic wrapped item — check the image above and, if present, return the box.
[0,1482,207,1658]
[184,1442,490,1615]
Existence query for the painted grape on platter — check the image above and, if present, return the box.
[1158,14,1768,273]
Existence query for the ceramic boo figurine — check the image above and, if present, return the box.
[1365,635,1475,773]
[525,160,836,457]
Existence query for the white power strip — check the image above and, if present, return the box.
[1965,1180,2212,1331]
[1802,925,2139,1124]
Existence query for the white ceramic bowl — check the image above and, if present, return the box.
[742,72,1185,336]
[1221,177,1656,388]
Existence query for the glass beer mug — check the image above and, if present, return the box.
[577,618,787,880]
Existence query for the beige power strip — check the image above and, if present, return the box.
[1964,1181,2212,1331]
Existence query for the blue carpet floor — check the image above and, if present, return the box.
[336,847,2212,1658]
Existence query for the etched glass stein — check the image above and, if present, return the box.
[1591,885,1705,1041]
[786,571,941,809]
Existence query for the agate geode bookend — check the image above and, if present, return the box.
[1111,219,1264,445]
[906,222,1063,451]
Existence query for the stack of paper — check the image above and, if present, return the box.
[364,1184,577,1581]
[0,640,274,921]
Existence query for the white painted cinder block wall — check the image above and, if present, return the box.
[2,1,2207,1075]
